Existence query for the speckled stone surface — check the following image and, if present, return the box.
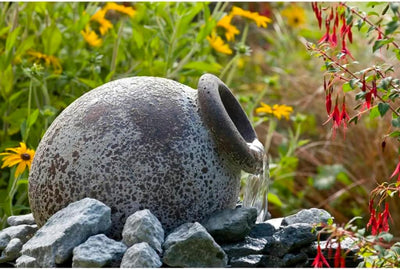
[29,76,243,239]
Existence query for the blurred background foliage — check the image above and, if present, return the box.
[0,2,399,240]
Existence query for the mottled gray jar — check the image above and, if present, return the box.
[28,74,263,239]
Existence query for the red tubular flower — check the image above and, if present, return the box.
[326,93,332,115]
[347,24,353,43]
[367,200,378,235]
[312,244,330,268]
[381,202,392,232]
[334,9,339,28]
[319,19,331,44]
[372,78,377,97]
[340,98,350,138]
[390,156,400,183]
[365,90,372,109]
[340,16,346,36]
[377,27,383,40]
[331,25,337,47]
[334,240,345,268]
[311,2,322,29]
[339,33,355,60]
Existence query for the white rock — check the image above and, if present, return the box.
[120,242,162,268]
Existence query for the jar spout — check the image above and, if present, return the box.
[197,74,265,174]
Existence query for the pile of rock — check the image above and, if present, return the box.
[0,198,361,268]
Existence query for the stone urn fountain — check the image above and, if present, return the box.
[28,74,264,238]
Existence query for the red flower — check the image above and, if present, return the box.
[380,202,392,232]
[334,240,346,268]
[340,98,350,138]
[340,16,347,36]
[390,156,400,183]
[319,19,332,45]
[312,243,330,268]
[347,24,353,43]
[331,25,338,48]
[312,2,322,29]
[339,26,355,60]
[365,91,372,109]
[367,200,378,235]
[377,27,383,40]
[372,78,377,97]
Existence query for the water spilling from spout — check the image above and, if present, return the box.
[243,140,269,223]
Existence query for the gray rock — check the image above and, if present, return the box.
[20,198,111,267]
[221,236,270,257]
[7,213,36,226]
[265,217,283,230]
[282,252,308,267]
[162,222,228,267]
[72,234,127,268]
[282,208,332,226]
[229,254,264,267]
[15,255,38,268]
[202,207,257,243]
[248,222,276,238]
[259,254,284,267]
[1,224,37,243]
[122,209,164,254]
[1,238,23,261]
[120,242,162,268]
[0,233,11,251]
[265,223,316,257]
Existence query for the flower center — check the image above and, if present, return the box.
[21,153,31,161]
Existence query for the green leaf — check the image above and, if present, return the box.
[78,78,101,89]
[389,130,400,137]
[373,38,394,52]
[390,2,399,14]
[27,109,39,128]
[183,61,222,73]
[42,24,62,55]
[5,26,21,53]
[391,117,400,127]
[385,19,400,36]
[369,106,380,120]
[378,103,390,116]
[267,193,283,207]
[342,82,353,92]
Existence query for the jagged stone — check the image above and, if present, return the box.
[120,242,162,268]
[7,214,36,226]
[248,222,276,238]
[162,222,227,267]
[0,233,11,251]
[259,254,284,267]
[122,209,164,254]
[282,208,333,226]
[229,254,264,267]
[264,223,316,257]
[0,238,23,262]
[282,252,308,267]
[72,234,127,267]
[20,198,111,267]
[0,224,37,244]
[201,207,257,243]
[221,236,270,258]
[15,255,38,268]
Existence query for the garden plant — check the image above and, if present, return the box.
[0,2,400,268]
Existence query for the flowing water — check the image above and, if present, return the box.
[242,144,269,223]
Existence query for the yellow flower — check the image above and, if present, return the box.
[103,2,136,18]
[217,15,240,41]
[91,9,113,36]
[230,6,272,28]
[256,102,293,120]
[27,51,62,74]
[207,32,233,55]
[81,26,103,47]
[0,142,35,178]
[281,5,306,28]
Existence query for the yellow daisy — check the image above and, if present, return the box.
[256,102,293,120]
[230,6,272,28]
[207,32,233,55]
[81,26,103,47]
[217,15,240,41]
[27,51,62,74]
[0,142,35,178]
[91,9,113,36]
[103,2,136,18]
[281,5,306,28]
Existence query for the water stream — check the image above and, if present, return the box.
[242,141,269,223]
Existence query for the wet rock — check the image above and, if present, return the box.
[72,234,127,268]
[282,208,332,226]
[282,252,308,267]
[120,242,162,268]
[259,254,284,267]
[248,222,276,238]
[201,207,257,243]
[0,233,11,251]
[7,214,36,226]
[122,209,164,254]
[229,254,264,267]
[221,236,270,258]
[20,198,111,267]
[0,238,23,262]
[0,224,37,244]
[162,222,227,267]
[265,223,316,257]
[15,255,38,268]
